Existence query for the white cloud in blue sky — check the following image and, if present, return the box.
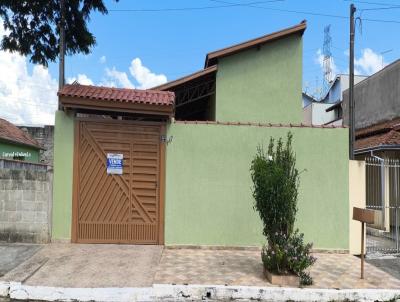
[315,47,387,79]
[0,19,58,125]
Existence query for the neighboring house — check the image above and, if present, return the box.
[303,74,367,126]
[320,74,367,105]
[52,22,352,252]
[18,125,54,165]
[0,118,42,162]
[339,60,400,236]
[342,59,400,157]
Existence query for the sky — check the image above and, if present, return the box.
[1,0,400,125]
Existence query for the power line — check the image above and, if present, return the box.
[108,0,284,12]
[344,0,400,6]
[210,0,400,24]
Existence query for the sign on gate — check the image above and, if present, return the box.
[106,153,123,175]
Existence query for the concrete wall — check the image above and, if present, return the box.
[0,164,52,243]
[349,160,366,255]
[51,111,74,241]
[343,60,400,129]
[19,125,54,165]
[165,122,349,250]
[215,35,303,124]
[0,141,39,163]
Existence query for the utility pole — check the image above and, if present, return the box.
[349,3,356,160]
[59,0,66,99]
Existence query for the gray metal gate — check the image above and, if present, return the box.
[366,157,400,255]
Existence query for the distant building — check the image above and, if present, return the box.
[302,74,367,126]
[320,74,367,105]
[0,118,42,162]
[18,125,54,165]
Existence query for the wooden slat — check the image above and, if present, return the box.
[74,120,163,244]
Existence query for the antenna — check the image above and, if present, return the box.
[322,25,332,93]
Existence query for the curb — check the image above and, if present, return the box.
[1,281,400,302]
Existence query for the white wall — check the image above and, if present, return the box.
[302,103,336,125]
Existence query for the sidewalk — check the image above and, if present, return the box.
[1,243,400,301]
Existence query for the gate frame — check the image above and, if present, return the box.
[71,117,166,245]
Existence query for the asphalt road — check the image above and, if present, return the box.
[0,243,41,277]
[366,257,400,281]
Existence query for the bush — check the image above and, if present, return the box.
[251,132,316,285]
[261,230,316,285]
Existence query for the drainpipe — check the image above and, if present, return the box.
[371,151,386,228]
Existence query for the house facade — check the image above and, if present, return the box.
[0,118,41,163]
[52,22,351,251]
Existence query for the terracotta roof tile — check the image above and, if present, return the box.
[355,118,400,151]
[58,84,175,106]
[0,118,41,149]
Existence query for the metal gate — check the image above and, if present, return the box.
[366,157,400,255]
[72,120,165,244]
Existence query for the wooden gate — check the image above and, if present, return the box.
[72,120,165,244]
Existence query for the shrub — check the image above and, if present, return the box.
[251,132,316,285]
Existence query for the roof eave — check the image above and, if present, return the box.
[355,144,400,155]
[59,95,174,117]
[204,21,306,68]
[152,65,218,91]
[0,137,42,150]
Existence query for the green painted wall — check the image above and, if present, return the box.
[215,35,303,123]
[52,110,74,240]
[165,123,349,250]
[0,141,39,162]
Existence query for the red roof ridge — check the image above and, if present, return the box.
[58,84,175,107]
[59,84,174,96]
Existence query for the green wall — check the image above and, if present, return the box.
[215,35,303,123]
[0,141,39,162]
[52,110,74,240]
[165,123,349,250]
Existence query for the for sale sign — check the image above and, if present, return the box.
[106,153,123,175]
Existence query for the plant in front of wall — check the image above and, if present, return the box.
[250,132,316,286]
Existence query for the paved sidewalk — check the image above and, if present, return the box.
[1,244,399,290]
[155,248,400,289]
[1,244,163,287]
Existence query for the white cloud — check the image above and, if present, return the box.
[0,19,167,124]
[129,58,167,89]
[104,67,134,88]
[67,74,94,86]
[355,48,386,75]
[0,20,58,125]
[100,58,167,89]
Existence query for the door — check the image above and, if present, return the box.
[72,120,164,244]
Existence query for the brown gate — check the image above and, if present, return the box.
[72,119,165,244]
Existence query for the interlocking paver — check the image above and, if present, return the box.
[154,249,400,289]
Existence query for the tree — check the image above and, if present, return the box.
[0,0,117,66]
